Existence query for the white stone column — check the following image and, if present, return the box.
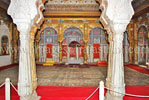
[100,44,103,61]
[76,47,79,60]
[52,46,55,61]
[68,47,70,60]
[125,45,129,63]
[98,0,134,100]
[124,32,129,63]
[91,46,93,62]
[146,45,149,63]
[105,25,126,100]
[138,46,140,62]
[7,0,45,100]
[16,20,33,98]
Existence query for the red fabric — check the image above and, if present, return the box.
[79,46,84,57]
[93,44,100,58]
[62,45,67,57]
[0,86,149,100]
[125,64,149,75]
[0,64,18,71]
[70,47,76,57]
[124,86,149,100]
[46,44,52,58]
[97,61,107,67]
[0,85,19,100]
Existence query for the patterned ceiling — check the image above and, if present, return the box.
[45,0,99,11]
[0,0,148,12]
[47,0,97,4]
[0,0,10,5]
[132,0,146,10]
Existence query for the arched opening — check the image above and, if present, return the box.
[62,27,84,64]
[138,25,148,65]
[39,27,59,63]
[1,35,9,55]
[88,27,107,63]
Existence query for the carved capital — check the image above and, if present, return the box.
[112,22,129,35]
[15,20,32,32]
[7,0,39,21]
[8,0,46,33]
[99,0,134,34]
[113,33,124,43]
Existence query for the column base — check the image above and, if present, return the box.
[105,91,124,100]
[20,91,40,100]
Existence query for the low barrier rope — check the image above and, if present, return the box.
[0,83,5,88]
[85,87,99,100]
[85,86,149,100]
[1,81,149,100]
[10,82,18,93]
[10,82,28,100]
[105,87,149,98]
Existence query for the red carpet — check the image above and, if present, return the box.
[0,64,18,71]
[0,86,149,100]
[125,64,149,75]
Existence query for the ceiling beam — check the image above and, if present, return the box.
[44,11,101,17]
[134,0,149,14]
[132,0,149,19]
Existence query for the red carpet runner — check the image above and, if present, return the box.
[125,64,149,75]
[1,63,148,75]
[0,86,149,100]
[0,64,18,71]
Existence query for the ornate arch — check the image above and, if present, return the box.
[63,27,83,45]
[89,27,107,44]
[40,27,58,45]
[64,27,83,38]
[1,35,9,55]
[138,25,148,45]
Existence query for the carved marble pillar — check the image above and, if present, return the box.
[76,47,79,60]
[105,24,126,100]
[68,47,70,60]
[13,27,19,63]
[98,0,134,100]
[123,32,129,63]
[105,30,113,89]
[35,40,40,63]
[84,41,88,64]
[134,23,138,64]
[127,23,134,64]
[59,41,62,63]
[30,26,38,91]
[100,44,103,61]
[16,21,34,99]
[7,0,45,99]
[9,23,13,63]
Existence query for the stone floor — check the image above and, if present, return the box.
[0,65,149,86]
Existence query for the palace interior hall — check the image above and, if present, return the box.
[0,0,149,100]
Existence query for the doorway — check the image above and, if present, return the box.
[63,27,84,64]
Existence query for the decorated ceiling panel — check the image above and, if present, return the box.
[45,0,99,11]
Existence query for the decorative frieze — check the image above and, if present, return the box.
[45,0,99,11]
